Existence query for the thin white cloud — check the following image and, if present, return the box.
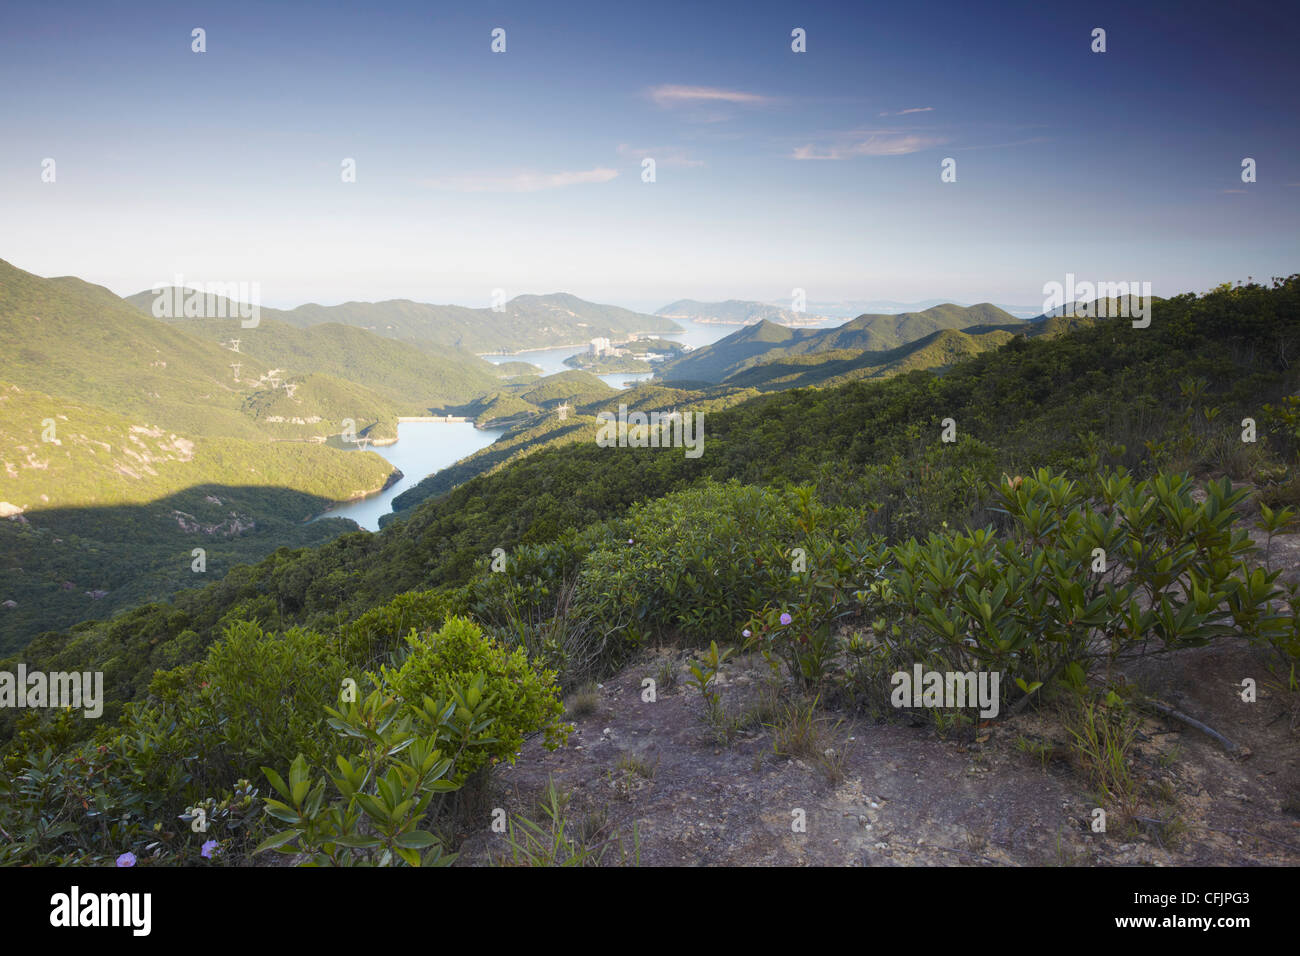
[792,131,947,160]
[878,106,934,116]
[419,167,618,192]
[954,136,1049,151]
[616,143,705,168]
[648,84,771,107]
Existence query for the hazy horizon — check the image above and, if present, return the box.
[0,254,1265,318]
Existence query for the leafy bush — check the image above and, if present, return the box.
[336,588,467,668]
[254,676,501,867]
[121,621,354,800]
[575,480,864,645]
[0,739,261,866]
[383,616,569,782]
[745,468,1294,717]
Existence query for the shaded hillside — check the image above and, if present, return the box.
[727,326,1019,390]
[0,484,372,654]
[657,319,804,382]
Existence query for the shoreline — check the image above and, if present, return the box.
[309,466,406,523]
[477,328,686,359]
[307,418,505,525]
[658,316,830,328]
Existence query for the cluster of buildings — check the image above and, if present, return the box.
[589,336,657,363]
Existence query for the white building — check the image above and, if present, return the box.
[589,337,612,355]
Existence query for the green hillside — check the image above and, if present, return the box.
[4,277,1299,869]
[137,310,502,408]
[459,371,619,428]
[383,381,760,522]
[660,303,1021,384]
[0,261,277,439]
[0,381,387,512]
[657,319,801,382]
[0,265,415,649]
[0,381,397,652]
[8,277,1296,709]
[239,372,402,442]
[491,361,545,378]
[245,292,681,353]
[516,370,616,406]
[0,484,380,654]
[465,390,541,429]
[727,327,1019,390]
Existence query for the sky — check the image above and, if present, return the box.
[2,0,1298,312]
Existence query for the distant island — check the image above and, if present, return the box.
[656,298,831,327]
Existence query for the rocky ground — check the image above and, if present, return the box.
[454,636,1298,866]
[452,500,1300,867]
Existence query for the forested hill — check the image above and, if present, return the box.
[659,302,1021,384]
[127,289,682,354]
[7,276,1297,731]
[140,313,504,410]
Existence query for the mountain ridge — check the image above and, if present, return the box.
[659,302,1022,384]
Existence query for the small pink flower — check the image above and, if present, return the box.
[779,613,792,626]
[742,629,751,638]
[116,852,136,867]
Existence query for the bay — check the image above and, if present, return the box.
[316,420,506,531]
[477,317,800,388]
[327,317,843,530]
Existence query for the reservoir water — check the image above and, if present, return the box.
[479,316,754,388]
[328,317,843,530]
[480,316,842,387]
[479,345,655,389]
[317,420,505,530]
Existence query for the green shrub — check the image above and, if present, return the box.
[576,480,864,644]
[872,468,1288,713]
[336,588,467,668]
[254,676,500,867]
[123,620,354,799]
[383,616,570,781]
[744,467,1295,716]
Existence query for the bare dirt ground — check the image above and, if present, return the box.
[457,519,1300,866]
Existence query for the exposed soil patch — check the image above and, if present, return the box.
[456,638,1300,867]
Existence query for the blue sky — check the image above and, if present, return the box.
[2,0,1297,311]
